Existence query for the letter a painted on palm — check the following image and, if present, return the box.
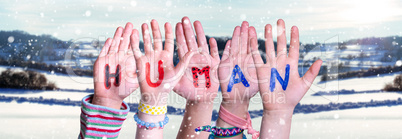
[227,65,249,92]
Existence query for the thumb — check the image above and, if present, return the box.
[301,59,323,89]
[174,51,195,78]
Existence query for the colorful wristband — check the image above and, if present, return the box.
[218,105,260,139]
[137,101,167,115]
[79,95,129,139]
[134,113,169,129]
[195,125,244,138]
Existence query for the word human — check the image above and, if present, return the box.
[143,61,290,92]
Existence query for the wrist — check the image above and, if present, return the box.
[140,91,169,106]
[263,109,294,119]
[221,99,250,118]
[262,105,295,113]
[184,100,214,122]
[92,95,123,110]
[186,100,214,110]
[137,111,166,122]
[216,100,249,128]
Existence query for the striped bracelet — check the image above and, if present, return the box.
[79,95,129,139]
[134,113,169,129]
[137,101,167,115]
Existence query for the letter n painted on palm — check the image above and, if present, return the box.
[270,64,290,92]
[227,65,249,92]
[146,60,164,87]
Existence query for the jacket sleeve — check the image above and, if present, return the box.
[78,95,130,139]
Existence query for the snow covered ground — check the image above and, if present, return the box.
[1,101,401,139]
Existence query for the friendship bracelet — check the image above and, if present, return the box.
[195,125,244,138]
[134,113,169,130]
[219,105,260,139]
[138,101,167,115]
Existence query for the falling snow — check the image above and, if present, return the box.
[7,36,14,43]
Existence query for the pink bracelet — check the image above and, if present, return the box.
[219,105,260,139]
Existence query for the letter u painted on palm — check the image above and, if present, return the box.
[146,60,164,87]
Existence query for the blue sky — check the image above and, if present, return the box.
[1,0,402,43]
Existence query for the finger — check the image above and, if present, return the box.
[100,38,113,57]
[230,26,241,55]
[248,26,257,54]
[164,22,174,53]
[181,17,198,52]
[251,38,264,66]
[141,23,153,55]
[175,22,188,60]
[130,29,142,60]
[194,20,209,53]
[174,51,195,77]
[150,19,163,51]
[108,26,123,54]
[240,21,249,55]
[126,39,137,79]
[119,22,133,52]
[221,40,231,61]
[302,59,323,89]
[265,24,275,66]
[288,26,300,64]
[209,38,219,60]
[276,19,287,65]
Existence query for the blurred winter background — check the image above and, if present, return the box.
[0,0,402,138]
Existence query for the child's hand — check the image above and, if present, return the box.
[130,19,195,106]
[173,17,220,139]
[92,23,139,109]
[218,21,260,103]
[173,17,220,102]
[217,21,259,119]
[251,19,322,111]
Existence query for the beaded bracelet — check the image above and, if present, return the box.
[195,125,244,138]
[134,113,169,130]
[138,101,167,115]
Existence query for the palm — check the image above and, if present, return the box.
[251,20,322,110]
[94,52,138,100]
[175,53,220,101]
[130,20,194,105]
[135,51,176,93]
[92,23,139,109]
[173,17,220,102]
[218,21,259,102]
[218,52,259,99]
